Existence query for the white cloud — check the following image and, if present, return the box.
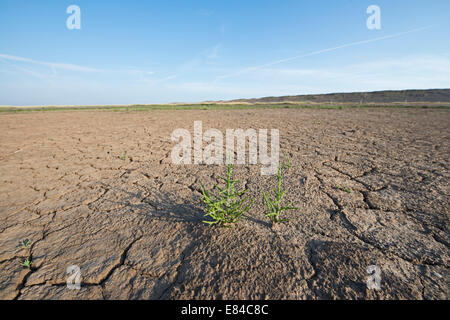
[0,53,102,72]
[239,54,450,91]
[215,26,434,81]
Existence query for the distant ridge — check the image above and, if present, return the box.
[230,89,450,104]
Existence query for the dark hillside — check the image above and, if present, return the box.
[231,89,450,104]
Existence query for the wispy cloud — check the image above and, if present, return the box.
[216,26,434,81]
[0,53,162,83]
[0,42,223,86]
[221,54,450,96]
[0,53,102,72]
[0,58,49,79]
[256,54,450,80]
[179,43,222,71]
[205,44,221,60]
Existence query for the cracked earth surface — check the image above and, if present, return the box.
[0,108,448,300]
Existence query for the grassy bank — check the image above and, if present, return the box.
[1,103,450,113]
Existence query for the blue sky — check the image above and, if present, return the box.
[0,0,449,105]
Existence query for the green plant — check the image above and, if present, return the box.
[201,162,255,228]
[335,185,352,193]
[18,239,32,269]
[121,151,127,161]
[283,152,292,170]
[21,258,32,269]
[262,166,298,223]
[17,239,31,249]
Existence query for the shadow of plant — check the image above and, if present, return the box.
[96,181,205,223]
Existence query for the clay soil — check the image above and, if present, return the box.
[0,108,448,300]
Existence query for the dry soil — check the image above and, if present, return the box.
[0,108,448,299]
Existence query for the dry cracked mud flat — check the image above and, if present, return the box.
[0,108,449,300]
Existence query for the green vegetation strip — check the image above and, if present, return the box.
[1,103,449,113]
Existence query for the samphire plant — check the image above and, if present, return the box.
[283,152,292,170]
[17,239,31,250]
[21,258,32,269]
[201,162,255,228]
[262,165,298,223]
[17,239,32,269]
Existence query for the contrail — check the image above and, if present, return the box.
[216,26,434,81]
